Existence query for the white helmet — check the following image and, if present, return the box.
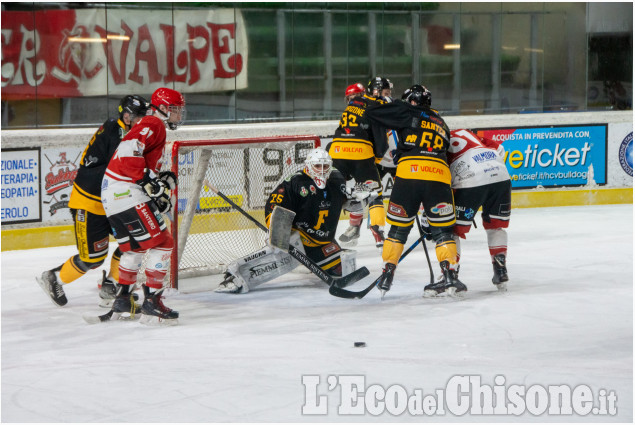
[304,148,332,189]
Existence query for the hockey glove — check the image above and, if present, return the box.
[158,170,177,191]
[137,171,172,214]
[154,195,172,214]
[343,199,364,214]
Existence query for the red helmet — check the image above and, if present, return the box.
[151,87,185,130]
[151,87,185,108]
[345,83,365,98]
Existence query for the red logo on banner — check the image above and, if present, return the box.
[44,152,78,195]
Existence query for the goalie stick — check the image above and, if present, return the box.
[329,231,426,299]
[206,183,370,289]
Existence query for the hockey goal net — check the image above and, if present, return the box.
[163,135,320,289]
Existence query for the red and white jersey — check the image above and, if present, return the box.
[101,115,167,215]
[447,129,510,189]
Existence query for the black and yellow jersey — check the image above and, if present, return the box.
[365,101,452,185]
[329,94,387,162]
[68,118,127,215]
[265,169,348,248]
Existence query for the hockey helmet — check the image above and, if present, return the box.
[367,76,393,97]
[118,95,150,122]
[345,83,365,102]
[402,84,432,107]
[304,148,333,189]
[150,87,186,130]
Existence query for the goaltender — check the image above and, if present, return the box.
[216,148,373,293]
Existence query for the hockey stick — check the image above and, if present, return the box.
[399,236,423,263]
[415,214,435,285]
[206,184,370,289]
[330,215,438,299]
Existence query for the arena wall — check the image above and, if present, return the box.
[2,111,632,251]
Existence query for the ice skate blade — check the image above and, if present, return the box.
[422,289,445,298]
[495,282,508,292]
[446,287,467,298]
[140,314,179,326]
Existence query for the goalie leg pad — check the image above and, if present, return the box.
[227,245,300,291]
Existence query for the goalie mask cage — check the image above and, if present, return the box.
[166,135,320,289]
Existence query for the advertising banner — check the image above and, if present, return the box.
[40,148,83,222]
[476,125,607,189]
[1,148,41,224]
[1,8,248,99]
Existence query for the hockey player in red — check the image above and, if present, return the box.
[445,128,511,291]
[101,87,185,323]
[36,95,150,307]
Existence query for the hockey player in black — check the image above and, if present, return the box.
[36,95,150,307]
[365,84,466,297]
[216,148,369,294]
[328,77,391,249]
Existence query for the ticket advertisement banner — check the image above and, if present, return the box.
[476,125,607,189]
[1,8,247,99]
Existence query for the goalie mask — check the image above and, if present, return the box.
[303,148,332,189]
[151,87,186,130]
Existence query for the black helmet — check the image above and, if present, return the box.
[367,76,393,96]
[401,84,432,107]
[118,95,150,120]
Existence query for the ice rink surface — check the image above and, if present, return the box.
[1,204,632,423]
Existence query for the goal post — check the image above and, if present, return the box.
[166,135,321,289]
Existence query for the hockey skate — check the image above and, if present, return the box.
[111,291,141,321]
[140,287,179,325]
[492,254,509,292]
[423,261,466,297]
[370,225,385,248]
[36,267,67,307]
[339,225,361,247]
[423,275,449,298]
[99,271,138,308]
[376,263,396,297]
[214,273,247,294]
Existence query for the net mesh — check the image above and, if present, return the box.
[166,136,319,288]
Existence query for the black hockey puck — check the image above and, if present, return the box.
[354,342,366,347]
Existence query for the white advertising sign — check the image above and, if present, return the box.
[1,148,42,224]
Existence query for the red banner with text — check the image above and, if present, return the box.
[1,8,248,100]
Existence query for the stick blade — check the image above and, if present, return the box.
[329,275,378,299]
[333,266,370,288]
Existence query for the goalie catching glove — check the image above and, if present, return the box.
[137,170,176,214]
[343,186,379,214]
